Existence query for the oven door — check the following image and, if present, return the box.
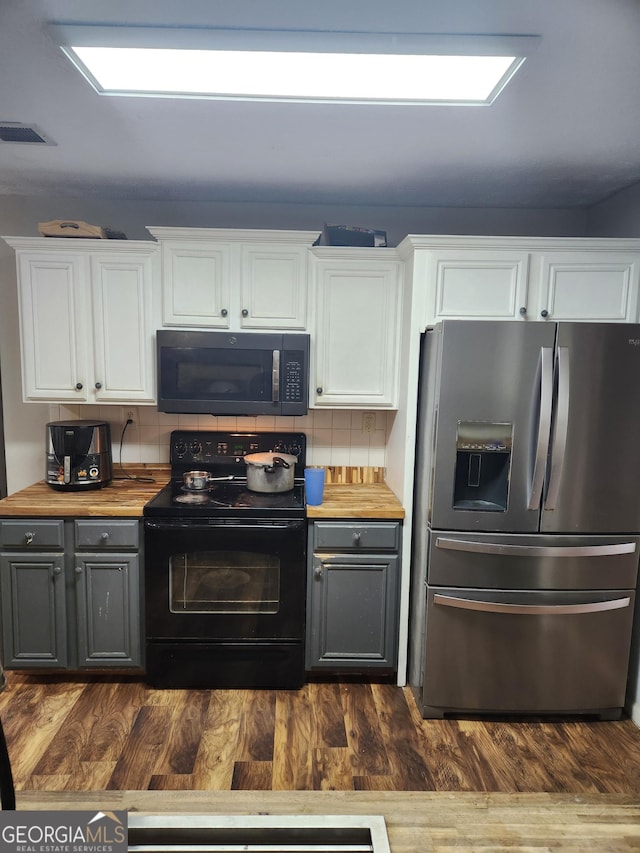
[144,518,306,641]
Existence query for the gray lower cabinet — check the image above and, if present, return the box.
[0,518,142,670]
[306,521,401,672]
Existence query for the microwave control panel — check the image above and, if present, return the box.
[283,353,305,402]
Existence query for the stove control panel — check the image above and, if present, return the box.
[169,430,307,473]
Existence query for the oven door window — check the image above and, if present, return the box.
[170,550,280,614]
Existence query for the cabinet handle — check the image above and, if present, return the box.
[75,382,83,391]
[100,532,110,542]
[95,381,102,390]
[314,564,323,578]
[53,566,62,575]
[24,531,35,545]
[541,309,549,318]
[221,308,228,317]
[353,531,362,544]
[242,309,249,317]
[519,306,527,316]
[75,566,83,574]
[316,386,323,395]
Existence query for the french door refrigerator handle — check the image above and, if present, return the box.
[272,350,280,402]
[528,346,554,510]
[434,593,631,616]
[434,537,636,557]
[544,345,570,509]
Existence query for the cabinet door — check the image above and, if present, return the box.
[90,253,156,402]
[425,250,530,324]
[307,553,399,669]
[74,553,141,667]
[161,240,232,327]
[312,256,401,408]
[0,554,67,667]
[536,252,640,322]
[16,252,89,401]
[239,244,308,329]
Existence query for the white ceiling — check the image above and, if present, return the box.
[1,0,640,210]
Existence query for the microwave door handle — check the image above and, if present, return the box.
[272,350,280,402]
[545,346,570,509]
[528,346,554,510]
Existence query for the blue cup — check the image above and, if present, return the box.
[305,467,325,506]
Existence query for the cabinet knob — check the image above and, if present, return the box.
[100,531,110,542]
[95,381,102,390]
[24,531,35,545]
[314,564,323,578]
[53,566,62,575]
[241,309,249,317]
[541,309,549,318]
[75,566,83,575]
[519,306,527,316]
[75,382,83,391]
[353,531,362,544]
[316,386,323,395]
[220,308,228,317]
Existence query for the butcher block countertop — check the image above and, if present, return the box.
[0,467,404,520]
[0,466,169,518]
[306,483,404,519]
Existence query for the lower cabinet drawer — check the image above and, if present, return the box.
[0,519,64,550]
[75,520,139,549]
[314,521,399,551]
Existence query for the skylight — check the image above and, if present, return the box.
[51,26,538,106]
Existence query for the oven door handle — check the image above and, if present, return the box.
[145,519,304,531]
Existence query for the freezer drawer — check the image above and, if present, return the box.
[428,530,639,590]
[420,586,635,718]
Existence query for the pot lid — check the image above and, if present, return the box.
[244,451,297,467]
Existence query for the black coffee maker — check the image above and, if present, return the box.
[46,420,113,490]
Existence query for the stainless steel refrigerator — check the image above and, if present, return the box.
[409,320,640,719]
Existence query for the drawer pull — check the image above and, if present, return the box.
[353,531,361,544]
[24,531,35,545]
[100,532,110,542]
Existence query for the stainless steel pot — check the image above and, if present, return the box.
[183,471,233,491]
[244,452,297,493]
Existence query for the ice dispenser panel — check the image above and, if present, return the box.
[453,421,512,512]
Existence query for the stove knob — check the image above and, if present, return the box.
[174,441,187,457]
[190,440,202,455]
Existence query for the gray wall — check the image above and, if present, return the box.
[586,180,640,237]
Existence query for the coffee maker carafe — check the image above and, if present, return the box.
[46,420,112,490]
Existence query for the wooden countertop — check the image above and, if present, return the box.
[0,469,404,520]
[306,483,404,519]
[0,466,169,518]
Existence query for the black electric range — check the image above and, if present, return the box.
[143,430,307,519]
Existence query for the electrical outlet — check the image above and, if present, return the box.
[362,412,376,433]
[125,409,135,424]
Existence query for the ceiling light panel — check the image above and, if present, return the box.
[51,25,539,105]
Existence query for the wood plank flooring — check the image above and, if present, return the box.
[1,672,640,795]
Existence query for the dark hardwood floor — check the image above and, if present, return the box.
[1,672,639,794]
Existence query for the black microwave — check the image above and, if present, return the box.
[156,330,310,416]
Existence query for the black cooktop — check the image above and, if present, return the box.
[143,431,307,519]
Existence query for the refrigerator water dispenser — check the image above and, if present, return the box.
[453,421,512,511]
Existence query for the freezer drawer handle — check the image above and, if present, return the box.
[434,593,631,616]
[528,346,554,510]
[435,537,636,558]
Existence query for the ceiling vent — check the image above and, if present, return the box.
[0,123,53,144]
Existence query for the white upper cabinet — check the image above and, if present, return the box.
[421,248,530,323]
[148,227,315,330]
[533,251,640,322]
[311,248,402,409]
[399,236,640,327]
[4,238,158,404]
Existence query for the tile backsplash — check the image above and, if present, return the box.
[48,405,390,468]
